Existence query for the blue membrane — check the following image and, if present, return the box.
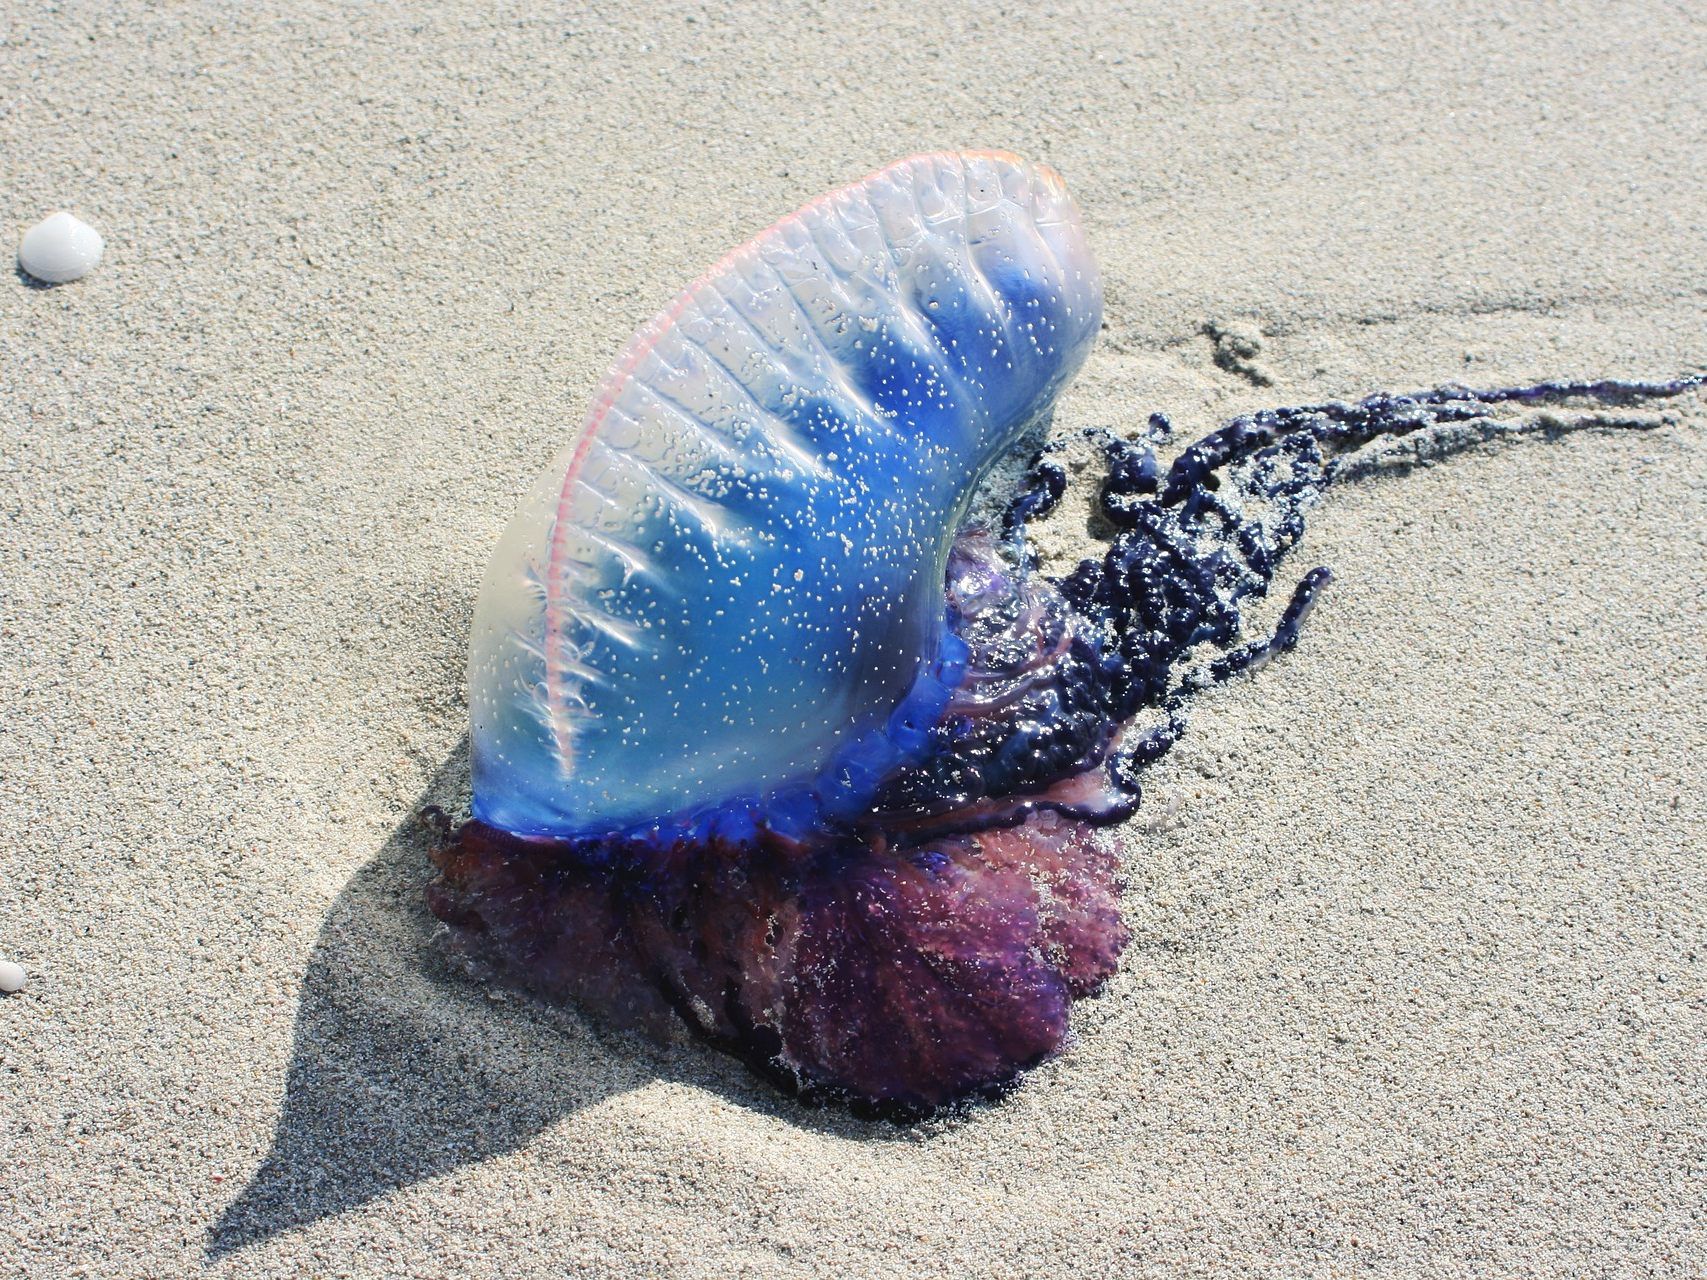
[468,152,1102,837]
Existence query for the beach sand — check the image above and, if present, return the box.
[3,2,1703,1276]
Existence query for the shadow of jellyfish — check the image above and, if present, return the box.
[207,743,654,1257]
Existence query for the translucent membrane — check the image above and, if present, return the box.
[469,152,1102,836]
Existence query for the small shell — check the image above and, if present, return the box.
[0,959,24,994]
[18,211,104,284]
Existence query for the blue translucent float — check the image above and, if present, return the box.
[469,152,1102,837]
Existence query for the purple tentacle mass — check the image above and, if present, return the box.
[430,372,1701,1118]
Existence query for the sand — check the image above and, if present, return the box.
[2,2,1703,1276]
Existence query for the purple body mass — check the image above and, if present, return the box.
[428,152,1703,1117]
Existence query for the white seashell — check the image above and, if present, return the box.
[18,211,104,284]
[0,959,24,994]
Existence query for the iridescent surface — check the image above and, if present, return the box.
[470,152,1102,836]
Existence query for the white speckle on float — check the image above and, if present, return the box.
[18,211,104,284]
[0,959,24,994]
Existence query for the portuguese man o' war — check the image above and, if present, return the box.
[426,150,1703,1118]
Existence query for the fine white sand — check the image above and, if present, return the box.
[3,3,1703,1277]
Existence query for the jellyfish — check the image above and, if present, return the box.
[426,151,1701,1118]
